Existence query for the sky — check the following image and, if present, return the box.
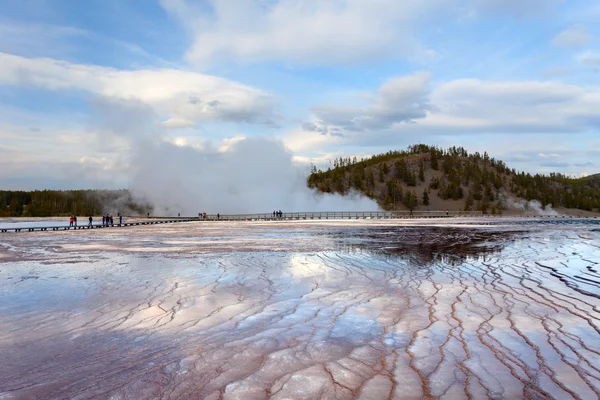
[0,0,599,190]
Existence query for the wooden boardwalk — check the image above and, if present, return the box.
[0,218,197,233]
[5,211,593,234]
[0,211,481,233]
[198,210,482,221]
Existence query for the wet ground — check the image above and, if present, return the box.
[0,218,599,399]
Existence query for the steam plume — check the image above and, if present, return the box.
[129,138,379,215]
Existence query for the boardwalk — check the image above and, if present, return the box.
[0,211,477,233]
[1,210,594,233]
[203,210,481,221]
[0,218,196,233]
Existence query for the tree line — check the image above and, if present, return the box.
[0,189,151,217]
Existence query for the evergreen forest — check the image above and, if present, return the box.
[0,189,151,217]
[307,144,600,213]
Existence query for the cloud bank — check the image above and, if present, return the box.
[0,52,276,129]
[301,73,600,138]
[161,0,442,67]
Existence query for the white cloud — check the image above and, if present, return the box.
[0,52,276,128]
[161,117,197,129]
[284,128,344,153]
[303,72,431,136]
[538,153,562,158]
[429,79,600,133]
[159,0,566,68]
[552,25,590,47]
[578,51,600,66]
[218,135,246,152]
[160,0,443,67]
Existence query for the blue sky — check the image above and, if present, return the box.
[0,0,599,189]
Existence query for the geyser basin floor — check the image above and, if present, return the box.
[0,219,599,399]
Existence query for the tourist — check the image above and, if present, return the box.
[69,216,74,227]
[102,216,105,226]
[110,215,114,225]
[217,213,220,219]
[119,215,123,225]
[88,216,93,227]
[74,216,77,226]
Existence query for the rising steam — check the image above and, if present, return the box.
[504,197,560,216]
[128,137,379,215]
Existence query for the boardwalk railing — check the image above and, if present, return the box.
[0,218,197,233]
[195,211,483,221]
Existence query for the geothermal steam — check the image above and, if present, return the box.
[128,137,379,215]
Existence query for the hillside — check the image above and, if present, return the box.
[307,144,600,214]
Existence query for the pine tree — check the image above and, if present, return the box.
[366,169,375,190]
[422,189,430,206]
[465,193,474,211]
[431,153,439,170]
[403,190,419,209]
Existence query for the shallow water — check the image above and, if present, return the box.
[0,219,68,229]
[0,218,599,399]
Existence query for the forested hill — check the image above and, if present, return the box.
[307,144,600,213]
[0,189,151,217]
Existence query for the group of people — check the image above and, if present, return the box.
[102,214,114,226]
[68,214,124,227]
[199,212,223,220]
[272,210,283,218]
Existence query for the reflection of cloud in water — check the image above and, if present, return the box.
[0,220,599,399]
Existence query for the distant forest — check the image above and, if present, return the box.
[307,144,600,213]
[0,189,151,217]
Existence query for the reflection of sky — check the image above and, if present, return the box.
[0,220,68,229]
[1,220,599,398]
[0,276,89,316]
